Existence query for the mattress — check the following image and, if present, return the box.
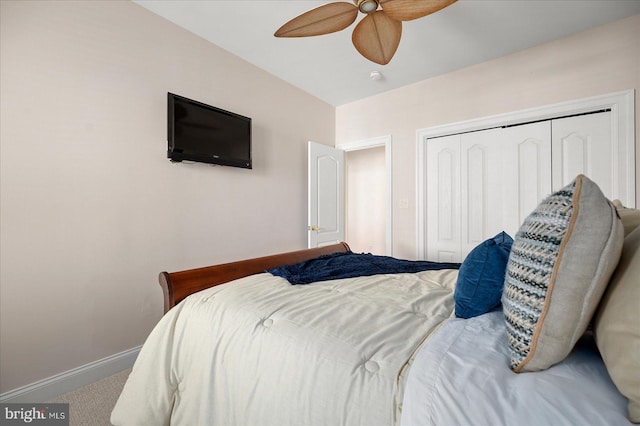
[111,269,459,426]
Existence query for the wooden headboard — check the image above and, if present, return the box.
[159,242,351,313]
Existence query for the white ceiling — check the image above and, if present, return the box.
[133,0,640,106]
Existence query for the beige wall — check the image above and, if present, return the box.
[336,15,640,260]
[0,1,334,393]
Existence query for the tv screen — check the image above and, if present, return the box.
[167,93,252,169]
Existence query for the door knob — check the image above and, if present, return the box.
[308,225,320,231]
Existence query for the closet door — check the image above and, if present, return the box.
[459,123,551,258]
[501,121,552,237]
[422,99,632,261]
[460,128,504,258]
[426,134,461,262]
[551,111,612,196]
[426,122,552,262]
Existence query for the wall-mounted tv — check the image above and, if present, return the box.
[167,93,252,169]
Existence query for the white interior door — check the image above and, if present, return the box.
[308,141,345,248]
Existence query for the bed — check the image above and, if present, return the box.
[112,175,639,425]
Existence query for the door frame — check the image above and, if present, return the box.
[416,89,635,260]
[337,135,393,256]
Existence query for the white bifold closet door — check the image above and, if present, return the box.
[426,110,613,262]
[426,134,461,263]
[552,111,612,193]
[427,121,551,262]
[426,111,628,262]
[500,122,553,241]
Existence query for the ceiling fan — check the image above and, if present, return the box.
[274,0,458,65]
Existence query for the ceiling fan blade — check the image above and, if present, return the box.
[352,11,402,65]
[380,0,457,21]
[275,2,359,37]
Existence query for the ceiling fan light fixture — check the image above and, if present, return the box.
[358,0,379,14]
[275,0,458,64]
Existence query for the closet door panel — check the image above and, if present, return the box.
[552,111,612,197]
[501,122,552,236]
[426,135,461,262]
[460,128,503,259]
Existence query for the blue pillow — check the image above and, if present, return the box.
[454,231,513,319]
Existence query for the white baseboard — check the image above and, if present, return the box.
[0,346,141,403]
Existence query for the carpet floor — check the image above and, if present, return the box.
[47,368,130,426]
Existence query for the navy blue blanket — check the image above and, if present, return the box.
[267,251,460,285]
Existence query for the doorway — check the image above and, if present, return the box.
[346,147,386,254]
[338,135,393,256]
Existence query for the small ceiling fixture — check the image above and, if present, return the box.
[274,0,458,65]
[370,70,382,81]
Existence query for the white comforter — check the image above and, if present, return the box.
[401,311,631,426]
[111,269,458,426]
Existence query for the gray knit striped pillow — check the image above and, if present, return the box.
[502,174,623,373]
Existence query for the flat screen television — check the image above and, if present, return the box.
[167,93,252,169]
